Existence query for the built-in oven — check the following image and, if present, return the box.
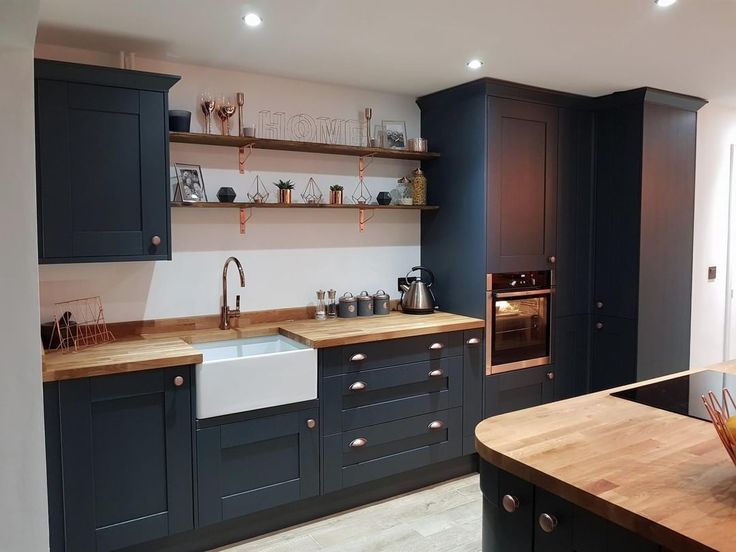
[486,271,553,375]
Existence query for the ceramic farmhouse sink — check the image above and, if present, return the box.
[194,335,317,419]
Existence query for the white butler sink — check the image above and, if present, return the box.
[194,335,317,419]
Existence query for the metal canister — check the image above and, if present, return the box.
[338,292,358,318]
[357,291,374,316]
[373,289,391,315]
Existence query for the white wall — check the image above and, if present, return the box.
[0,2,49,550]
[35,44,422,323]
[690,102,736,368]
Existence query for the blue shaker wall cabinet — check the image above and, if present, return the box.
[34,59,180,263]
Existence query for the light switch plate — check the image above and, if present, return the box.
[708,266,717,280]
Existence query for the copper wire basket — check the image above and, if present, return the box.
[701,388,736,465]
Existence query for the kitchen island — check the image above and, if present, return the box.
[475,364,736,552]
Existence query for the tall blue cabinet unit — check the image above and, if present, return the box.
[34,59,179,263]
[417,79,594,413]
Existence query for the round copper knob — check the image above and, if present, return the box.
[548,256,557,264]
[173,375,184,387]
[546,371,555,381]
[502,494,520,513]
[306,419,317,429]
[595,301,604,309]
[539,513,558,533]
[151,235,162,246]
[595,322,604,330]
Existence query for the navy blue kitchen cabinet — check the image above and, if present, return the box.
[553,315,590,401]
[484,365,555,417]
[481,462,661,552]
[462,329,485,454]
[196,406,320,526]
[44,367,194,552]
[590,90,706,386]
[35,59,179,263]
[320,331,473,494]
[486,97,559,273]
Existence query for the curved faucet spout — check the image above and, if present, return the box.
[220,256,246,330]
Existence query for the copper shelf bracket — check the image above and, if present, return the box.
[238,144,254,174]
[239,207,253,235]
[358,153,376,179]
[358,207,375,233]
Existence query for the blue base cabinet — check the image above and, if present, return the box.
[196,406,320,526]
[484,365,555,417]
[44,367,194,552]
[320,330,478,494]
[480,461,661,552]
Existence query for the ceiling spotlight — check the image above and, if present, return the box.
[654,0,677,6]
[243,13,263,27]
[466,59,483,70]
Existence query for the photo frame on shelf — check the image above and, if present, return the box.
[382,120,407,149]
[173,163,208,202]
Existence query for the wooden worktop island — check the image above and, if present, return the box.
[475,364,736,552]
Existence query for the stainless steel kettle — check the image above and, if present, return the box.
[400,266,436,315]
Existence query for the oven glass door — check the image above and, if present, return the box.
[491,290,551,372]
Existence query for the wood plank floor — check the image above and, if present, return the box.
[213,474,482,552]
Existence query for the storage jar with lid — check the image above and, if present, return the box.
[338,292,358,318]
[373,290,391,315]
[357,291,374,316]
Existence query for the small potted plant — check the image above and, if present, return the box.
[274,180,295,204]
[329,184,344,205]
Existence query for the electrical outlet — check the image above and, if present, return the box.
[708,266,717,280]
[397,276,418,293]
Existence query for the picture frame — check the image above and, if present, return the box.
[382,120,407,150]
[174,163,208,202]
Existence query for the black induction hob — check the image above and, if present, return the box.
[611,370,736,422]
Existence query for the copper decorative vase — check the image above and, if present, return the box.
[329,190,343,204]
[279,189,292,204]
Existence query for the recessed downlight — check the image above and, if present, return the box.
[243,13,263,27]
[466,59,484,70]
[654,0,677,7]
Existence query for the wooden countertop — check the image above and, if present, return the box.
[475,363,736,552]
[279,311,484,348]
[42,337,203,382]
[42,311,483,382]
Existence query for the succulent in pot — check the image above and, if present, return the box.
[329,184,344,205]
[274,179,295,204]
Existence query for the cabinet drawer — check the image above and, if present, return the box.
[322,357,462,433]
[322,407,462,493]
[322,332,463,376]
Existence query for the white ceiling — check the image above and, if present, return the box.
[37,0,736,103]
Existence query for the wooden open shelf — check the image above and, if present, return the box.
[169,132,440,161]
[171,201,438,211]
[171,201,437,234]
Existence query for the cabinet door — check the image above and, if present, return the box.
[196,407,319,526]
[36,79,170,262]
[481,465,535,552]
[590,316,637,391]
[57,367,193,552]
[463,329,484,455]
[534,488,573,552]
[556,108,594,318]
[592,104,643,320]
[484,365,554,417]
[487,97,558,272]
[553,315,589,400]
